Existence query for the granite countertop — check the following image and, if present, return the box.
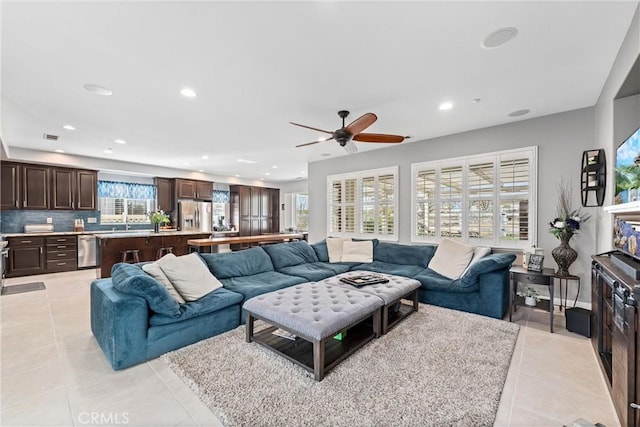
[95,230,213,239]
[1,229,230,239]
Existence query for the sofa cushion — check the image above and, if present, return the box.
[149,287,243,326]
[373,241,436,268]
[111,263,181,317]
[278,262,342,282]
[200,247,274,279]
[313,261,353,275]
[428,238,475,279]
[262,241,319,269]
[460,253,516,287]
[142,256,186,304]
[220,271,307,302]
[462,246,492,276]
[327,237,350,262]
[341,240,373,262]
[354,261,425,278]
[414,268,479,294]
[159,253,223,302]
[311,240,329,262]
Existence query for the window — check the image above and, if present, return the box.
[411,147,536,248]
[294,193,309,231]
[98,181,156,225]
[327,166,398,240]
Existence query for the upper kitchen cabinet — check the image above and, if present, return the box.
[175,178,212,201]
[75,170,97,210]
[1,162,21,209]
[50,168,97,211]
[23,164,50,209]
[155,178,174,212]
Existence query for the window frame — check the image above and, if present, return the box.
[327,166,399,241]
[411,147,537,249]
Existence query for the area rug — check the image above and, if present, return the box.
[163,304,520,426]
[1,282,46,296]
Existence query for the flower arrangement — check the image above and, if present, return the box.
[549,181,589,241]
[148,210,170,225]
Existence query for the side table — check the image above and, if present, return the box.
[554,274,581,311]
[509,266,556,333]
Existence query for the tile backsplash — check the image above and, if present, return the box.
[0,209,154,234]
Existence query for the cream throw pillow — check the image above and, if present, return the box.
[341,240,373,263]
[158,253,223,302]
[142,254,186,304]
[429,238,475,279]
[327,237,351,263]
[461,246,492,276]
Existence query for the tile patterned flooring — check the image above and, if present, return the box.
[0,269,620,426]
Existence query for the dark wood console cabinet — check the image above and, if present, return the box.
[230,185,280,249]
[592,254,639,426]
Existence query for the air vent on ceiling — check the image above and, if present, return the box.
[43,133,59,141]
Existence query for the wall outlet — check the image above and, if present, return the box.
[46,218,53,224]
[87,217,97,224]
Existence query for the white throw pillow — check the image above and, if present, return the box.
[142,254,186,304]
[327,237,351,263]
[461,246,492,276]
[341,240,373,263]
[158,253,223,302]
[428,238,475,279]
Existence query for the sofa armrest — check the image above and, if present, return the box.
[460,253,516,286]
[90,279,150,370]
[462,254,515,318]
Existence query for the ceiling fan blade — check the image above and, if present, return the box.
[296,136,334,148]
[353,133,405,143]
[345,113,377,135]
[343,140,358,154]
[290,122,333,134]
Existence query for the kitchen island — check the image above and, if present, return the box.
[96,230,238,278]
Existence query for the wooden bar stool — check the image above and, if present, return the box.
[156,247,173,260]
[120,250,140,264]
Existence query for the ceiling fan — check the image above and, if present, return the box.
[291,110,408,153]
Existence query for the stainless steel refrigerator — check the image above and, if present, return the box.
[177,200,212,232]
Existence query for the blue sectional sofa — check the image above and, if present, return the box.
[91,240,515,370]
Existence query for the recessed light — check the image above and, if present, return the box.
[237,158,257,164]
[321,153,331,157]
[63,125,75,131]
[104,148,113,154]
[260,178,265,181]
[184,162,190,166]
[114,139,127,144]
[439,102,453,111]
[272,165,278,169]
[299,171,305,174]
[180,88,197,98]
[472,98,482,104]
[234,174,240,177]
[508,109,530,117]
[264,172,271,176]
[54,149,65,153]
[202,155,209,159]
[482,27,518,49]
[84,84,113,96]
[198,169,204,173]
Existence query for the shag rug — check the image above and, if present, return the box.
[163,304,520,427]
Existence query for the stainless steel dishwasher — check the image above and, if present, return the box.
[78,234,97,268]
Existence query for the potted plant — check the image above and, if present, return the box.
[148,210,170,233]
[518,287,541,307]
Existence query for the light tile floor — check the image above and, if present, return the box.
[1,270,620,427]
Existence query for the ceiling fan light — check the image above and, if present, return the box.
[344,140,357,154]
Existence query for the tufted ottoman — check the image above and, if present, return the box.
[243,282,383,381]
[319,271,421,334]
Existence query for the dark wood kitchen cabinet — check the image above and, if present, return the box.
[1,162,21,209]
[155,178,174,212]
[22,165,50,209]
[50,167,97,211]
[175,179,212,201]
[6,236,45,277]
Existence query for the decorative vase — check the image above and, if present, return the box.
[525,296,537,307]
[153,222,160,233]
[552,234,577,277]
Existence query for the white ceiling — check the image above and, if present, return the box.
[2,1,638,182]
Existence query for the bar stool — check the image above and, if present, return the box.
[156,247,173,260]
[120,250,140,264]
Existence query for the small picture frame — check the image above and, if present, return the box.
[527,254,544,272]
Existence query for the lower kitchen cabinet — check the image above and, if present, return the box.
[7,236,45,277]
[45,236,77,272]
